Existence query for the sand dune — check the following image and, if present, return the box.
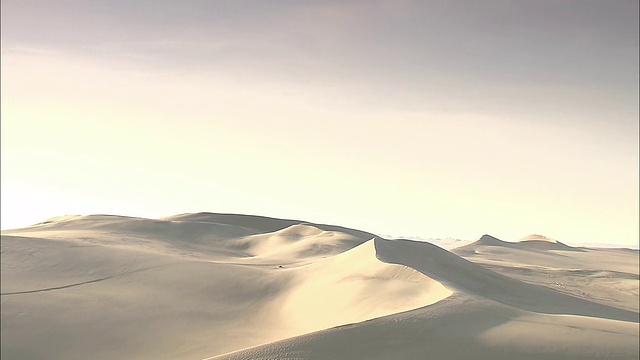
[277,239,452,337]
[378,237,637,321]
[1,214,638,359]
[211,293,639,360]
[454,234,640,312]
[519,233,558,242]
[462,233,579,251]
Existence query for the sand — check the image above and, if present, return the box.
[1,213,638,359]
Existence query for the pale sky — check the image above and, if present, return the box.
[1,0,638,246]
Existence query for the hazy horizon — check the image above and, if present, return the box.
[2,0,638,246]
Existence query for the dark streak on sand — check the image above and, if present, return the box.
[0,264,172,296]
[1,275,119,295]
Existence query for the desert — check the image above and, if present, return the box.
[2,1,638,359]
[2,213,638,359]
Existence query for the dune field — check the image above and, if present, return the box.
[1,213,638,359]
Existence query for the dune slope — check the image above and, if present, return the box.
[211,236,639,360]
[454,234,640,312]
[210,294,639,360]
[2,215,638,360]
[1,213,448,360]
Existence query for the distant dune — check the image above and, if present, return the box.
[2,213,638,359]
[519,233,558,242]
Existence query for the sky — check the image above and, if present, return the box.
[1,0,638,246]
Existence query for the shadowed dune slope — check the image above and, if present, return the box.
[453,234,640,312]
[376,238,637,322]
[210,293,639,360]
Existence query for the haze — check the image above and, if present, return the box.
[1,0,638,246]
